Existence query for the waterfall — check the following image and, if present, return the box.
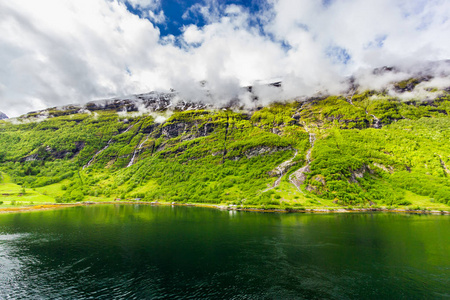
[371,114,381,129]
[83,139,112,169]
[306,133,316,163]
[83,123,135,170]
[263,149,298,192]
[126,133,151,168]
[289,130,315,193]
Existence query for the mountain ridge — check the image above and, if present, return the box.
[0,74,449,211]
[14,61,450,120]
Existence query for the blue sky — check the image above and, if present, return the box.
[125,0,352,62]
[0,0,449,117]
[162,0,265,36]
[124,0,266,36]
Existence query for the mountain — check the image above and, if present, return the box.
[0,76,449,211]
[24,80,286,119]
[25,91,210,119]
[0,111,8,120]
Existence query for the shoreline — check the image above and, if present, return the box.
[0,201,449,215]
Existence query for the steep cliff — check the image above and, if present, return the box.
[1,83,449,210]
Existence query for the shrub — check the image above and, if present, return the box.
[397,200,412,206]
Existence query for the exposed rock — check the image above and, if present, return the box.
[22,154,38,162]
[292,112,302,125]
[53,141,85,159]
[20,141,85,162]
[372,66,398,75]
[393,76,432,93]
[267,150,298,177]
[439,158,450,175]
[244,146,291,159]
[195,122,216,138]
[161,122,191,139]
[20,80,285,119]
[305,175,327,194]
[348,164,372,183]
[226,146,292,162]
[85,92,176,112]
[153,118,218,141]
[159,144,188,157]
[271,127,282,135]
[373,162,394,173]
[312,174,326,185]
[290,165,311,187]
[0,111,8,120]
[305,184,316,193]
[24,92,211,119]
[142,123,156,134]
[338,118,370,129]
[371,114,382,129]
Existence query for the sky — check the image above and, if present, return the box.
[0,0,450,117]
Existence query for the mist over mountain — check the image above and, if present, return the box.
[1,0,450,118]
[1,73,449,210]
[15,62,450,121]
[0,112,8,120]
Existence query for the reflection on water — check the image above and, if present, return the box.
[0,205,448,299]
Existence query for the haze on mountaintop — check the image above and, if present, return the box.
[0,0,449,117]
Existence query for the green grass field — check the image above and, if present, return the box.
[0,173,54,207]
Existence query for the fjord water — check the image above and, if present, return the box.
[0,206,448,299]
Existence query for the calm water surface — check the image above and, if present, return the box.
[0,205,448,299]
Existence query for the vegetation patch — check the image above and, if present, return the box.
[1,92,449,211]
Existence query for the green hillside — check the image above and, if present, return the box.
[1,90,450,211]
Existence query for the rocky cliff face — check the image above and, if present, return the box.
[25,91,209,118]
[23,90,253,119]
[1,84,449,208]
[17,62,450,120]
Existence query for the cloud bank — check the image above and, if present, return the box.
[0,0,449,117]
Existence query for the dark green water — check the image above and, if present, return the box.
[0,205,448,299]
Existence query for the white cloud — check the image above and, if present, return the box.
[183,25,204,44]
[125,0,160,10]
[146,10,165,24]
[0,0,449,117]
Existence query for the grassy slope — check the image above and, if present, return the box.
[0,173,54,206]
[0,93,449,211]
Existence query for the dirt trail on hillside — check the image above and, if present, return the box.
[289,125,315,193]
[263,149,298,192]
